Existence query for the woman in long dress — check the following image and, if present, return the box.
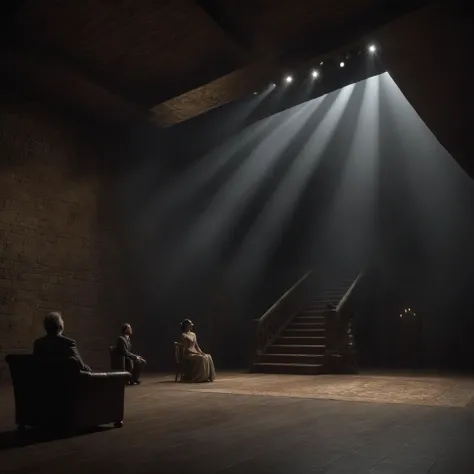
[180,319,215,382]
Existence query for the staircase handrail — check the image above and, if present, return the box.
[334,272,363,313]
[259,270,312,323]
[253,270,313,357]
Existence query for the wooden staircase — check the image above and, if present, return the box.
[253,280,354,375]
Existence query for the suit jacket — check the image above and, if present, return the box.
[33,334,91,372]
[115,336,138,361]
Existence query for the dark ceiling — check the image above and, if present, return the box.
[2,0,430,128]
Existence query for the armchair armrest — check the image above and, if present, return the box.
[79,371,131,380]
[71,370,130,429]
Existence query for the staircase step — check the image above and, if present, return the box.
[283,329,325,337]
[305,301,339,307]
[287,322,325,329]
[267,344,326,355]
[259,354,324,364]
[253,362,324,375]
[275,336,326,345]
[294,316,325,322]
[304,303,336,308]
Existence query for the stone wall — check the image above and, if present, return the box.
[0,98,120,384]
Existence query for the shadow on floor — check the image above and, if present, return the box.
[0,425,113,452]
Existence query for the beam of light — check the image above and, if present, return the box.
[227,84,356,286]
[150,85,275,198]
[136,89,277,241]
[164,101,318,286]
[320,75,380,264]
[379,72,473,264]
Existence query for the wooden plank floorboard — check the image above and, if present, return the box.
[1,374,474,474]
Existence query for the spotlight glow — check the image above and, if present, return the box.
[285,75,293,83]
[368,44,376,53]
[339,61,345,68]
[311,70,319,79]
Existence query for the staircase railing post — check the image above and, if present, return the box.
[325,271,364,373]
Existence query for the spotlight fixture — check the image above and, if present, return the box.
[368,44,377,54]
[285,75,293,83]
[311,69,319,79]
[271,83,276,87]
[339,61,345,68]
[253,92,258,95]
[320,61,324,65]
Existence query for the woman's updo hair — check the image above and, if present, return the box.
[180,319,193,332]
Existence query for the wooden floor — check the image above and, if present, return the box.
[1,372,474,474]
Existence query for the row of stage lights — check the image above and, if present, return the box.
[254,44,377,94]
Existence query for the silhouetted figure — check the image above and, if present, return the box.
[33,311,91,372]
[180,319,215,382]
[116,323,146,385]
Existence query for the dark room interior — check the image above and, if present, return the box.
[1,1,474,473]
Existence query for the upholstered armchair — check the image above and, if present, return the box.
[6,354,130,432]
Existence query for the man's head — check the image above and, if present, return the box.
[122,323,132,336]
[43,311,64,335]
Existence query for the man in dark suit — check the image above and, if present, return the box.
[116,323,146,385]
[33,311,91,372]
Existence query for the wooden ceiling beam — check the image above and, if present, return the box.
[152,0,432,126]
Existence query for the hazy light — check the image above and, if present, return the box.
[271,83,276,88]
[285,75,293,83]
[368,44,376,53]
[228,84,355,289]
[311,70,319,79]
[339,61,345,68]
[323,74,380,264]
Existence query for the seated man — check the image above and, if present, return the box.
[33,311,91,372]
[115,323,146,385]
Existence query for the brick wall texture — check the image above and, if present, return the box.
[0,99,120,384]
